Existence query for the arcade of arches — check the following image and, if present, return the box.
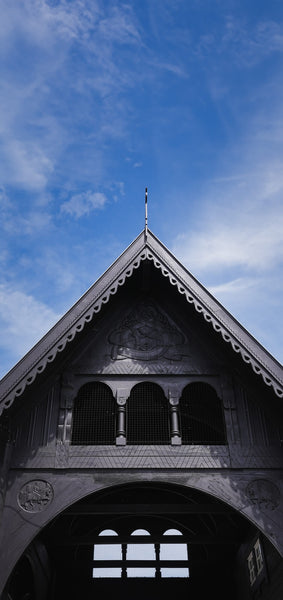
[71,380,227,446]
[4,482,283,600]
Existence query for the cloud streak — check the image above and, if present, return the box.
[61,191,107,218]
[0,283,60,377]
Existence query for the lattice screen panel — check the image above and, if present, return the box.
[180,382,227,445]
[127,382,169,445]
[71,382,116,445]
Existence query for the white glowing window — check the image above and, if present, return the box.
[92,526,190,579]
[93,529,121,578]
[247,538,265,587]
[160,529,189,578]
[127,529,155,578]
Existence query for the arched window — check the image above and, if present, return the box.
[93,529,121,578]
[127,382,169,444]
[180,382,226,444]
[71,382,116,445]
[92,527,190,578]
[160,529,189,578]
[127,529,155,578]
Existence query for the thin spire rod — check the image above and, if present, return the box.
[145,187,148,237]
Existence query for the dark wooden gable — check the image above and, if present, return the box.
[1,229,282,417]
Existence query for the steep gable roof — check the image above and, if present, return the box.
[0,229,282,415]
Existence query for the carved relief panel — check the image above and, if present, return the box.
[71,299,216,375]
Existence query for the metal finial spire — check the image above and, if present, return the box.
[145,187,148,238]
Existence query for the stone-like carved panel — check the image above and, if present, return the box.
[18,480,54,513]
[246,479,280,511]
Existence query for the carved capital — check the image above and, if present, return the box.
[169,397,179,406]
[116,388,129,405]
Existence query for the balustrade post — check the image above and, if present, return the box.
[169,396,181,445]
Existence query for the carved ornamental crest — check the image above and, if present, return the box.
[109,301,189,362]
[18,480,54,513]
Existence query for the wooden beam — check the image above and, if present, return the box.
[92,560,189,568]
[54,534,239,546]
[64,503,232,515]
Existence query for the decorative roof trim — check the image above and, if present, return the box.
[0,231,282,415]
[145,249,283,398]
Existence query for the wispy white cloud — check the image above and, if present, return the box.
[170,91,283,363]
[0,0,144,195]
[194,15,283,67]
[174,196,283,273]
[0,283,60,377]
[0,189,52,235]
[173,86,283,276]
[208,277,259,298]
[61,191,107,218]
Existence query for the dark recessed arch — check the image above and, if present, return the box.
[127,382,169,444]
[71,381,116,445]
[5,480,283,600]
[180,382,227,444]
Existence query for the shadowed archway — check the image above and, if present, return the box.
[7,481,281,600]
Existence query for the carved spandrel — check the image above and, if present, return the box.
[18,480,53,513]
[246,479,280,511]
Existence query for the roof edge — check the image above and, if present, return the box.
[0,228,282,413]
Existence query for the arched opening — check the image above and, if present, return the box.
[127,382,169,444]
[160,529,189,578]
[93,529,121,578]
[180,382,227,444]
[71,382,116,445]
[8,481,283,600]
[127,529,155,577]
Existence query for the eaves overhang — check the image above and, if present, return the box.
[0,229,282,415]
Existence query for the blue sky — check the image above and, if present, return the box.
[0,0,283,378]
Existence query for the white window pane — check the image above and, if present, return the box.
[128,529,155,560]
[161,568,189,578]
[160,528,188,577]
[127,568,156,578]
[127,543,155,560]
[98,529,118,536]
[93,568,121,578]
[160,543,187,560]
[94,544,121,560]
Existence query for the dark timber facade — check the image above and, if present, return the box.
[0,229,283,599]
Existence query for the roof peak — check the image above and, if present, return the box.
[0,229,282,413]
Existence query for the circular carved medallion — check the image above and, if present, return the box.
[18,480,54,513]
[246,479,280,511]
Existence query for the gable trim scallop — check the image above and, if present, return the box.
[0,233,282,415]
